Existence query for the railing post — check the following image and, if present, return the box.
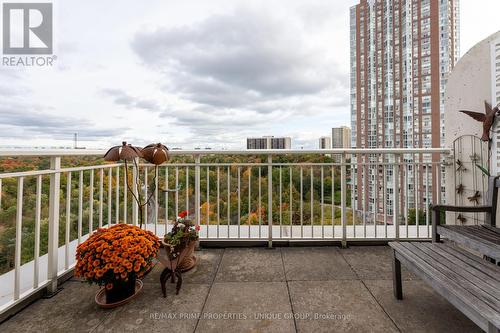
[194,155,201,228]
[47,156,61,295]
[268,155,273,248]
[341,153,347,248]
[132,158,138,226]
[394,153,400,240]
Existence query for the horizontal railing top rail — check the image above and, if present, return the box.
[0,147,452,157]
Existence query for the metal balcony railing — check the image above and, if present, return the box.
[0,148,450,318]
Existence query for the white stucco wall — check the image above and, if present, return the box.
[444,31,500,224]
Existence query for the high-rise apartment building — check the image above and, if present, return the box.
[332,127,352,149]
[350,0,459,220]
[319,136,332,149]
[246,136,292,150]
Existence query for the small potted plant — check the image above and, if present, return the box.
[162,210,200,269]
[157,211,200,297]
[75,224,160,308]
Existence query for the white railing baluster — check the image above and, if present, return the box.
[289,167,292,238]
[415,155,419,238]
[165,167,169,227]
[175,167,179,220]
[207,166,210,234]
[154,167,158,234]
[341,153,347,247]
[78,171,83,243]
[384,164,387,238]
[374,162,378,239]
[258,167,261,238]
[321,166,324,239]
[405,163,409,238]
[247,166,250,237]
[132,160,138,226]
[267,155,272,247]
[310,166,313,238]
[47,156,61,294]
[65,172,71,270]
[108,168,112,226]
[194,155,200,228]
[237,166,241,239]
[426,163,430,237]
[393,154,400,240]
[186,167,189,213]
[14,177,24,300]
[89,170,94,232]
[123,165,128,224]
[99,168,103,228]
[227,166,231,235]
[115,167,120,225]
[143,167,148,226]
[34,175,42,288]
[217,166,220,238]
[279,166,282,239]
[300,167,303,238]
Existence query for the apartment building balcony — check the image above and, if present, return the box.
[0,148,482,332]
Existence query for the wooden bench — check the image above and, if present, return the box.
[390,242,500,332]
[432,175,500,262]
[390,176,500,332]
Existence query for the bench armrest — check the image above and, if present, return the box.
[431,205,492,243]
[432,205,492,213]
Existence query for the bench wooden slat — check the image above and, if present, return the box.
[421,243,500,288]
[441,226,500,245]
[390,242,500,329]
[450,226,500,244]
[402,243,500,311]
[482,225,500,234]
[417,243,500,303]
[437,242,500,280]
[437,225,500,260]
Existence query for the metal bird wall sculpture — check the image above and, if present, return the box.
[467,191,481,204]
[460,101,499,141]
[457,214,467,224]
[456,159,467,172]
[469,154,480,163]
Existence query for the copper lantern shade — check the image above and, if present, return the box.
[141,143,169,165]
[104,142,143,162]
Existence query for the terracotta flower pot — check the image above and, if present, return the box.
[158,240,197,272]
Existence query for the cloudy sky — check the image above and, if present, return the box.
[1,0,499,149]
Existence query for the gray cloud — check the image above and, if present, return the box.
[131,7,347,110]
[0,104,127,141]
[101,89,160,112]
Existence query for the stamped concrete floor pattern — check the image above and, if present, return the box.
[0,246,481,333]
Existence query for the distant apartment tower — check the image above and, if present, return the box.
[350,0,459,219]
[247,136,291,149]
[332,127,351,148]
[319,136,332,149]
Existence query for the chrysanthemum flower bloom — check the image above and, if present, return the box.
[75,224,160,288]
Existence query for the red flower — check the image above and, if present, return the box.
[195,225,201,231]
[179,210,188,218]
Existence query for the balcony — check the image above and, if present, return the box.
[0,246,480,332]
[0,148,480,332]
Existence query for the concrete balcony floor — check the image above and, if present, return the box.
[0,246,480,333]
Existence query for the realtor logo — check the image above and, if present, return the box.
[2,3,53,54]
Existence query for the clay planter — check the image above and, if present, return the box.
[95,278,143,309]
[158,240,197,272]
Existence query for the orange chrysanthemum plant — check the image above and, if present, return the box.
[75,224,160,303]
